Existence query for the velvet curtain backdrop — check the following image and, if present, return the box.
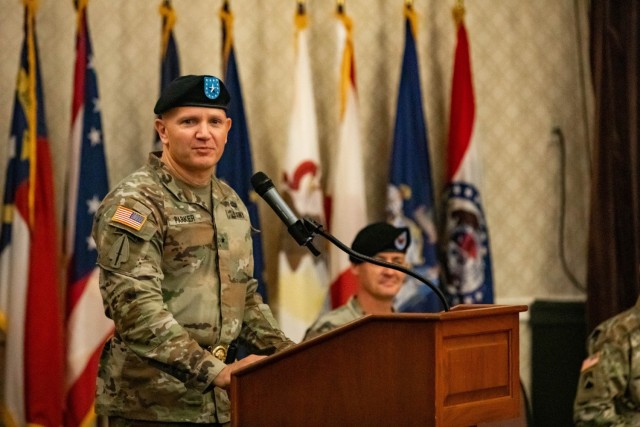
[587,0,640,331]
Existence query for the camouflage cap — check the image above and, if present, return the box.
[154,75,231,114]
[349,222,411,264]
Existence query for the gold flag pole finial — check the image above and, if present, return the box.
[23,0,39,13]
[452,0,465,27]
[295,0,308,32]
[219,0,234,75]
[75,0,89,32]
[159,0,177,58]
[297,0,305,14]
[405,0,418,36]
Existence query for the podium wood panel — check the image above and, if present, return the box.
[230,304,526,427]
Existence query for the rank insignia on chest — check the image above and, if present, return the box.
[112,205,147,230]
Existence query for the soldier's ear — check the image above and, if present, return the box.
[154,118,169,144]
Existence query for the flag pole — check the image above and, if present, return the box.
[220,0,233,75]
[159,0,176,60]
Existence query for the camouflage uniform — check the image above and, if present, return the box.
[92,153,294,424]
[574,297,640,426]
[303,296,365,341]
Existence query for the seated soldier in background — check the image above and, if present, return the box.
[303,222,410,341]
[573,296,640,426]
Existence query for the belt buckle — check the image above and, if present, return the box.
[211,344,227,362]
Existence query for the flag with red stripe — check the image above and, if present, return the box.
[277,3,329,341]
[64,2,114,425]
[0,3,64,425]
[442,5,494,305]
[328,5,368,308]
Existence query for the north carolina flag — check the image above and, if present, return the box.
[0,3,64,426]
[442,5,494,305]
[217,2,268,301]
[277,3,329,342]
[388,4,442,313]
[154,0,181,151]
[328,5,368,308]
[63,2,115,426]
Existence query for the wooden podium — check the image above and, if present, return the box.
[230,304,527,427]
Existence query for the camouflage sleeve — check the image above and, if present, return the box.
[303,305,359,342]
[236,277,295,353]
[303,319,339,341]
[94,200,224,393]
[573,326,631,426]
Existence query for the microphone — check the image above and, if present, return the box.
[251,172,319,256]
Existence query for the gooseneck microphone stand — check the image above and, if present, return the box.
[301,218,450,312]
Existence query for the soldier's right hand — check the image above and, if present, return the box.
[212,354,267,389]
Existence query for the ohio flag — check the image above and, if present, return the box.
[0,4,64,426]
[328,4,368,308]
[388,3,442,313]
[442,5,494,305]
[277,3,329,342]
[63,2,115,426]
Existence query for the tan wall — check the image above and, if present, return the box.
[0,0,593,401]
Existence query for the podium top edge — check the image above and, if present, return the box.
[231,304,528,379]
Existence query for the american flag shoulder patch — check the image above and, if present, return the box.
[112,205,147,231]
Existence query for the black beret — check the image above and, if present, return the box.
[154,75,231,115]
[349,222,411,264]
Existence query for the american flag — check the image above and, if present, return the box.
[0,4,64,425]
[63,3,114,426]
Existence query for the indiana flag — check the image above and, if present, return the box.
[442,5,494,305]
[0,3,64,426]
[277,3,329,342]
[388,3,442,313]
[64,2,115,426]
[154,0,181,151]
[218,1,268,301]
[328,4,368,308]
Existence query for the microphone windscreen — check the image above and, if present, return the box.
[251,172,273,196]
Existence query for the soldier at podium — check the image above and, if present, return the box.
[92,75,295,426]
[303,222,410,341]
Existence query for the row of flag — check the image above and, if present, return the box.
[0,1,493,426]
[0,1,111,426]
